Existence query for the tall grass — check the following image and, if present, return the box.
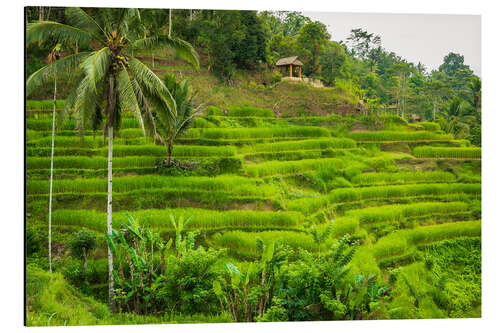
[239,138,356,153]
[26,117,140,131]
[27,156,159,169]
[345,201,470,225]
[348,131,453,142]
[26,100,65,110]
[413,146,481,159]
[100,145,236,157]
[185,126,331,140]
[212,230,323,256]
[28,189,281,212]
[371,220,481,259]
[27,136,150,148]
[27,175,278,196]
[228,106,274,118]
[287,183,481,214]
[245,157,345,177]
[243,148,362,162]
[351,171,456,186]
[51,208,303,232]
[408,122,441,132]
[329,183,480,203]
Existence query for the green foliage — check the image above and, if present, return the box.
[206,105,223,116]
[413,146,481,159]
[351,171,456,186]
[51,208,302,233]
[69,231,98,259]
[246,157,344,177]
[188,126,330,140]
[348,131,454,142]
[228,106,274,117]
[240,137,356,153]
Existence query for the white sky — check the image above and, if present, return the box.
[303,12,481,75]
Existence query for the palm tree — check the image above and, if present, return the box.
[46,43,61,274]
[26,7,199,311]
[154,73,202,166]
[438,97,474,138]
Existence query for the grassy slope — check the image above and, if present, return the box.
[26,265,233,326]
[137,55,358,117]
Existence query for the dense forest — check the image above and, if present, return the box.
[25,7,481,326]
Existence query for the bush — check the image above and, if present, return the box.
[271,73,282,84]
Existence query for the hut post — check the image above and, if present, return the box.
[289,64,292,77]
[299,66,301,79]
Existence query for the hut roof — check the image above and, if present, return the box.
[276,56,304,66]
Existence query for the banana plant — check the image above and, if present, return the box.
[170,215,193,257]
[105,211,172,314]
[309,219,335,259]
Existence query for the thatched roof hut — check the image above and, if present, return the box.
[410,113,422,122]
[276,56,304,78]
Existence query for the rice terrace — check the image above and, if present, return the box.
[25,7,481,326]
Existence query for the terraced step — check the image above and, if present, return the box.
[50,208,304,232]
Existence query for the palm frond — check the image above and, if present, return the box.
[116,66,146,135]
[26,21,93,47]
[128,35,200,69]
[128,57,177,119]
[64,7,106,41]
[26,52,91,97]
[130,78,162,142]
[80,47,112,93]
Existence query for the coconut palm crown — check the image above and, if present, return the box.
[27,7,199,138]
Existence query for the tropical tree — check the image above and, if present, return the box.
[26,7,199,311]
[154,73,202,166]
[46,43,61,274]
[69,230,98,284]
[424,78,449,121]
[438,97,473,138]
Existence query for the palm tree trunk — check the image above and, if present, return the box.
[107,75,117,312]
[169,9,172,37]
[167,140,173,167]
[107,122,115,311]
[48,77,56,273]
[83,248,88,283]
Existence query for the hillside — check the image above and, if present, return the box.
[26,104,481,323]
